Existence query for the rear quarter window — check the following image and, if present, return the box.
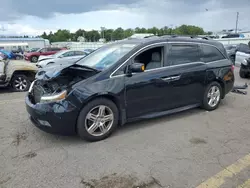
[200,45,225,63]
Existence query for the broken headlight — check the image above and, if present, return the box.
[40,90,67,103]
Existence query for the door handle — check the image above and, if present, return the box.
[171,75,181,81]
[160,75,181,82]
[161,77,173,81]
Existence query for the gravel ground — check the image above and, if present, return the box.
[1,67,250,188]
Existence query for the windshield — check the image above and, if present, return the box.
[34,48,42,52]
[76,43,136,71]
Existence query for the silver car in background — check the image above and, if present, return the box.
[36,49,89,68]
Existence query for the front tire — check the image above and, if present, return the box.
[239,67,247,78]
[77,98,119,142]
[31,56,38,63]
[11,74,31,92]
[202,82,222,111]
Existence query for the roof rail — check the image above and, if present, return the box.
[160,35,211,40]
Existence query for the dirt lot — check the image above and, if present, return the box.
[1,67,250,188]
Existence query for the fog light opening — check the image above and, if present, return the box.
[38,120,51,127]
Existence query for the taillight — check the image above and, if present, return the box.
[231,65,235,72]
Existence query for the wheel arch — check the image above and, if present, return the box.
[75,93,125,133]
[207,78,225,99]
[46,62,55,66]
[11,70,36,82]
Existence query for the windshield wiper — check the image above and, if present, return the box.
[70,64,100,72]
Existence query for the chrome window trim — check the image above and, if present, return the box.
[109,41,227,78]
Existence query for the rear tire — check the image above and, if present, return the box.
[11,74,31,92]
[239,67,247,78]
[77,98,119,142]
[202,82,222,111]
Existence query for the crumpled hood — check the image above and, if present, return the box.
[35,61,98,81]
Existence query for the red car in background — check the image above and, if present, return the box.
[24,47,67,62]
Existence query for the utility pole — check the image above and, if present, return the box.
[235,12,239,33]
[100,27,105,39]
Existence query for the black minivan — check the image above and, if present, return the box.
[26,36,235,141]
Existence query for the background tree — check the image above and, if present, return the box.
[40,24,209,42]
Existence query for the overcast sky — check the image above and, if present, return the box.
[0,0,249,36]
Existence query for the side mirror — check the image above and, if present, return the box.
[127,62,145,74]
[58,55,63,58]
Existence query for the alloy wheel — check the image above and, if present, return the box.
[85,105,114,137]
[207,86,220,107]
[14,77,28,91]
[32,57,38,62]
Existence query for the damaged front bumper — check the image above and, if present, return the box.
[25,94,80,135]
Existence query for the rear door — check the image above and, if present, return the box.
[161,43,207,109]
[235,43,250,66]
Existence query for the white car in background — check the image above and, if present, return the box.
[235,43,250,66]
[224,43,250,66]
[37,49,88,68]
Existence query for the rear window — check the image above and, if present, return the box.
[200,45,225,63]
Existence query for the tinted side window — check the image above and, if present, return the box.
[62,51,75,57]
[238,44,250,53]
[167,44,201,66]
[201,45,225,63]
[74,51,87,56]
[51,48,61,51]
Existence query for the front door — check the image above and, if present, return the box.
[125,44,171,118]
[40,48,51,56]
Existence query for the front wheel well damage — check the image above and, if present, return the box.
[11,70,36,81]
